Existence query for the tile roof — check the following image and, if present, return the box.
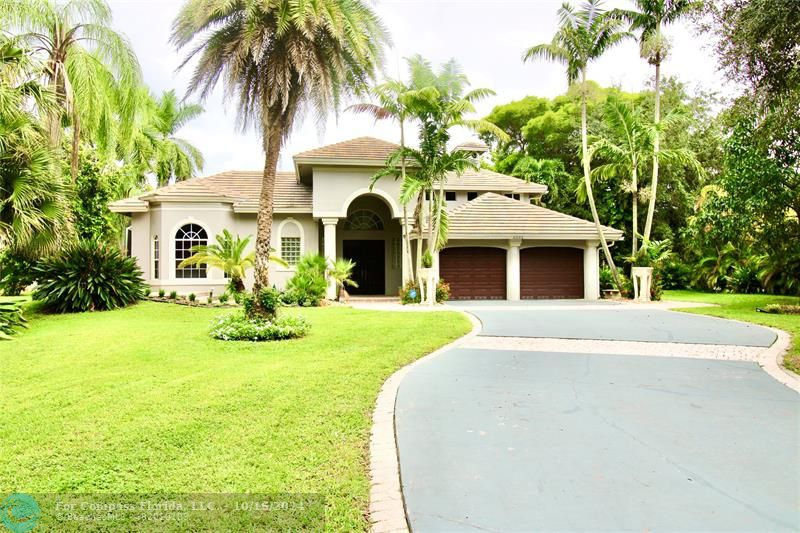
[445,193,624,240]
[293,136,400,161]
[445,169,547,194]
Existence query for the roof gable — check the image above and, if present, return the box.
[293,136,399,162]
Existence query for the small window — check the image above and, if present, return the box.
[445,191,456,202]
[281,237,301,266]
[467,192,478,201]
[392,238,402,270]
[504,193,521,200]
[424,190,431,201]
[152,236,159,279]
[125,227,132,257]
[175,223,208,279]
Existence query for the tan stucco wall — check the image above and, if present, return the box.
[312,167,403,219]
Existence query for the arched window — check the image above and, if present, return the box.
[175,223,208,278]
[344,209,384,231]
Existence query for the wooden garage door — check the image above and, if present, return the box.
[520,247,584,299]
[440,247,506,300]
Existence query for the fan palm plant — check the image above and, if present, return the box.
[178,230,286,293]
[172,0,388,316]
[328,258,359,301]
[588,96,704,254]
[0,0,142,182]
[523,0,628,289]
[611,0,704,247]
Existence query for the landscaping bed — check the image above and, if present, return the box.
[0,302,471,530]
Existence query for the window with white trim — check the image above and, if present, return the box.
[152,236,159,279]
[175,223,208,278]
[281,237,301,266]
[344,209,383,231]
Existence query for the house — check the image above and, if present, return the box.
[109,137,623,300]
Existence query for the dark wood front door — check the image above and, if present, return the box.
[439,247,506,300]
[343,240,385,295]
[520,247,584,299]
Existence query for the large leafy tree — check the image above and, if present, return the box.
[523,0,628,287]
[172,0,388,316]
[0,0,142,182]
[612,0,704,246]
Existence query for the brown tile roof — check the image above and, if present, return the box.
[293,136,400,161]
[445,193,623,241]
[109,171,312,213]
[445,169,547,195]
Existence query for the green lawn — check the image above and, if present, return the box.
[0,302,471,530]
[664,290,800,374]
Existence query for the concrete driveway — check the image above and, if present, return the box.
[395,303,800,532]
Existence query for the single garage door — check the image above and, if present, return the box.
[521,247,584,299]
[440,247,506,300]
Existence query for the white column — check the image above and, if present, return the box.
[322,218,338,300]
[401,223,411,285]
[506,239,521,301]
[583,243,600,300]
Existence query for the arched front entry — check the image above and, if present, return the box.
[338,194,402,295]
[439,247,507,300]
[520,247,584,299]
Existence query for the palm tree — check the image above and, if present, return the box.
[172,0,388,317]
[523,0,628,289]
[0,37,69,256]
[589,97,704,255]
[328,258,359,301]
[611,0,704,247]
[177,230,286,293]
[150,90,204,186]
[0,0,142,182]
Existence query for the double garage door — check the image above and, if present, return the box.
[439,247,584,300]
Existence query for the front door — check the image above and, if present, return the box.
[343,240,385,295]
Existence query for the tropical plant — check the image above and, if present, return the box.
[0,300,27,339]
[285,254,328,307]
[168,290,177,300]
[209,312,309,342]
[612,0,705,245]
[178,230,286,293]
[328,258,358,301]
[0,0,142,181]
[172,0,388,317]
[0,250,37,296]
[523,0,628,289]
[33,239,148,312]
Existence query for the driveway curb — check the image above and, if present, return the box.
[760,326,799,392]
[368,310,482,533]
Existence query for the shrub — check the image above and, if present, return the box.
[599,265,615,290]
[218,293,230,304]
[158,288,166,298]
[279,288,300,306]
[400,281,421,304]
[0,301,27,339]
[188,293,196,302]
[286,254,328,306]
[760,304,800,315]
[168,291,177,300]
[33,240,148,313]
[436,280,450,303]
[242,287,282,317]
[421,250,433,268]
[210,312,310,341]
[661,260,692,290]
[0,251,37,296]
[726,264,761,294]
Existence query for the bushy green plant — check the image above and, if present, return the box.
[0,251,37,296]
[33,240,148,313]
[279,288,300,306]
[400,281,421,304]
[286,254,328,307]
[436,280,450,303]
[169,291,177,300]
[599,265,615,290]
[188,293,196,302]
[218,293,230,304]
[242,287,282,317]
[158,288,166,298]
[726,264,761,294]
[210,312,310,341]
[421,250,433,268]
[0,301,27,339]
[660,260,692,290]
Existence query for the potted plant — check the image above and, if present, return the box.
[626,240,672,302]
[417,250,437,305]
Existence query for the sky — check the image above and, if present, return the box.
[108,0,730,174]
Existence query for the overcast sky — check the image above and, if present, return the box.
[109,0,728,174]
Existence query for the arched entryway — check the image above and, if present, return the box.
[338,195,402,295]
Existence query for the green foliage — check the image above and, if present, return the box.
[168,290,177,300]
[286,254,328,307]
[399,281,422,304]
[421,250,433,268]
[0,300,27,339]
[242,288,281,317]
[660,259,692,290]
[760,304,800,315]
[209,312,310,342]
[71,149,125,242]
[158,288,165,298]
[218,292,229,304]
[0,250,37,295]
[435,280,451,303]
[188,293,196,302]
[599,265,615,290]
[329,258,358,299]
[33,240,147,313]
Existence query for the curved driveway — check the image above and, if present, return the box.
[395,303,799,532]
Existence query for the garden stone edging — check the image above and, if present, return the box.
[367,310,482,533]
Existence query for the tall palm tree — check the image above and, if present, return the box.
[0,37,69,256]
[611,0,704,246]
[172,0,388,316]
[178,230,286,293]
[589,96,704,254]
[0,0,142,182]
[523,0,628,288]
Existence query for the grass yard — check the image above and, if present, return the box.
[664,290,800,374]
[0,302,471,530]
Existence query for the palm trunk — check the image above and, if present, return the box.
[399,121,414,283]
[580,69,621,290]
[643,60,661,247]
[70,112,80,183]
[632,163,638,255]
[414,191,423,280]
[251,125,282,318]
